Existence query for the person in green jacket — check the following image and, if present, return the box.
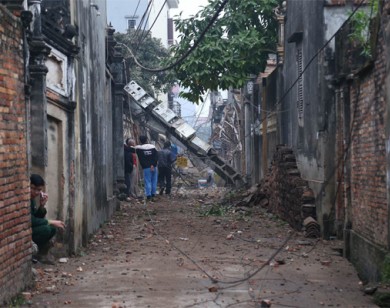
[30,174,65,264]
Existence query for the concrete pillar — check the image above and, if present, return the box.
[111,46,126,197]
[28,0,51,175]
[244,79,255,186]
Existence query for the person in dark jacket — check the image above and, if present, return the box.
[124,138,134,201]
[30,174,65,264]
[127,138,141,198]
[135,135,158,201]
[158,141,175,195]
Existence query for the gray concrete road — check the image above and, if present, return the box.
[23,189,377,308]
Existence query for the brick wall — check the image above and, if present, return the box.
[0,5,32,304]
[259,145,317,233]
[347,1,388,247]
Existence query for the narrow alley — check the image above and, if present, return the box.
[3,1,390,307]
[23,187,376,308]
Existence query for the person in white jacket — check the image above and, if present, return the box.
[134,135,158,201]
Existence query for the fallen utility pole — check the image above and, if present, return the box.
[124,81,245,187]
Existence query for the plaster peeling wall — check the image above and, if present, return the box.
[46,48,68,96]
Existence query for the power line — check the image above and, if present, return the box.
[274,0,367,114]
[140,0,153,39]
[194,91,210,129]
[119,0,229,73]
[137,0,168,48]
[243,0,368,139]
[131,0,141,23]
[132,0,153,50]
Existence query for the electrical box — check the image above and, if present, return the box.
[138,95,155,108]
[189,136,212,155]
[124,81,146,101]
[153,105,177,123]
[175,122,196,140]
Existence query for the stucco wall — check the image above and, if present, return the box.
[282,0,337,236]
[73,0,118,248]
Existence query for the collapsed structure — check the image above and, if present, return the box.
[124,80,245,187]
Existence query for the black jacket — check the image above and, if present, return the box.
[158,148,175,168]
[124,145,133,173]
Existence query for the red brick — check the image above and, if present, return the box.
[0,5,30,303]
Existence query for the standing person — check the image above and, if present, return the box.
[207,168,215,187]
[124,138,134,202]
[170,143,178,163]
[135,135,158,201]
[30,174,65,265]
[127,138,141,198]
[158,141,175,195]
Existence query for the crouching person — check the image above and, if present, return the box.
[30,174,65,265]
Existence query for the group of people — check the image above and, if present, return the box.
[124,135,177,201]
[30,135,176,265]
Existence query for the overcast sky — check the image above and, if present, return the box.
[171,0,210,19]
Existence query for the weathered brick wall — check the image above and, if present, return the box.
[259,145,317,233]
[0,5,32,304]
[348,1,388,247]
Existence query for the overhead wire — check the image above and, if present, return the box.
[239,0,368,140]
[140,198,296,286]
[131,0,141,24]
[275,0,366,112]
[132,0,153,50]
[235,0,369,227]
[121,0,370,296]
[119,0,229,73]
[139,0,153,42]
[194,91,210,130]
[137,0,168,48]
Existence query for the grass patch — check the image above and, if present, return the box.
[200,204,229,217]
[7,294,27,307]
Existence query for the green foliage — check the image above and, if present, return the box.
[348,0,379,58]
[115,30,173,97]
[164,0,281,103]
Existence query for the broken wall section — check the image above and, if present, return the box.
[258,145,319,237]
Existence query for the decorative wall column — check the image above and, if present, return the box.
[28,0,51,175]
[110,41,127,197]
[274,1,286,66]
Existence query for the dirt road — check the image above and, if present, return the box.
[23,188,377,307]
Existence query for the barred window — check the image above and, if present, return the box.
[128,19,136,30]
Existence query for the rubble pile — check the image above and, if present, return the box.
[222,145,320,238]
[303,216,321,238]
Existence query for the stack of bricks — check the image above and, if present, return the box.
[0,5,32,304]
[259,145,318,235]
